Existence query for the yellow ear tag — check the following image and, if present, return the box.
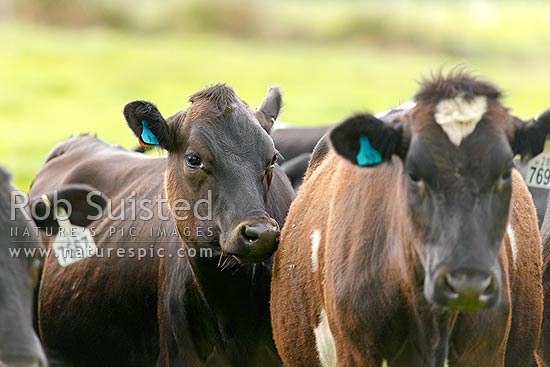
[52,206,98,267]
[526,136,550,189]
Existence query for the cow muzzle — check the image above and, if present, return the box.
[221,217,280,263]
[0,355,47,367]
[428,268,500,311]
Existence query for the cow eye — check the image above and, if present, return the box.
[407,170,427,196]
[270,154,278,168]
[408,171,422,183]
[186,154,203,169]
[495,167,513,192]
[497,168,512,188]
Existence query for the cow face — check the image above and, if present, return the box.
[330,72,550,311]
[124,85,283,263]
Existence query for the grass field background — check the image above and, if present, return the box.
[1,0,549,189]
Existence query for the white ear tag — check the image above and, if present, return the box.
[52,207,98,267]
[526,136,550,189]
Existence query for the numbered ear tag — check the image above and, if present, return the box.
[141,120,159,145]
[52,207,98,267]
[526,137,550,189]
[357,135,382,166]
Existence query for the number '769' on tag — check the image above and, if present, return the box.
[526,153,550,189]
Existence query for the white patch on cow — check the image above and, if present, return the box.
[397,100,417,111]
[314,309,337,367]
[374,110,388,119]
[434,94,487,146]
[375,101,416,119]
[272,121,290,130]
[507,224,518,265]
[310,230,321,273]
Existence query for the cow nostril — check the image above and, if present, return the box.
[238,222,280,246]
[227,221,280,262]
[480,276,498,301]
[240,225,260,244]
[444,274,458,295]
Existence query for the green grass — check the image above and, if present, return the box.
[0,12,549,189]
[279,1,550,56]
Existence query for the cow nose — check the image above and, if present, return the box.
[229,219,280,263]
[0,354,46,367]
[434,268,499,311]
[240,223,279,245]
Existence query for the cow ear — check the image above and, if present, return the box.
[124,100,172,150]
[257,86,282,133]
[330,114,403,167]
[31,185,107,233]
[513,110,550,159]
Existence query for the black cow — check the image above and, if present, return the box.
[272,125,330,162]
[279,152,311,190]
[0,166,105,367]
[30,84,295,367]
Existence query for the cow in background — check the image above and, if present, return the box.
[0,166,105,367]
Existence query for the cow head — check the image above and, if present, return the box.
[124,85,283,263]
[330,70,550,311]
[1,167,106,367]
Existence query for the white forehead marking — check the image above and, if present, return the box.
[314,309,337,367]
[311,230,321,273]
[382,359,388,367]
[507,224,518,265]
[434,94,487,146]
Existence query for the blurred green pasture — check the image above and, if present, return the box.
[0,0,549,189]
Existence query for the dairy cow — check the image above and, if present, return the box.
[30,84,295,367]
[271,71,549,367]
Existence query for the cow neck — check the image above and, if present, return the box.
[183,246,272,307]
[180,249,274,360]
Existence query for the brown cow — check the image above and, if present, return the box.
[271,70,549,367]
[30,84,295,367]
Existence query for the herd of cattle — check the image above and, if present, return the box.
[1,70,550,367]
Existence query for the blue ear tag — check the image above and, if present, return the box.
[356,135,382,166]
[141,120,159,145]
